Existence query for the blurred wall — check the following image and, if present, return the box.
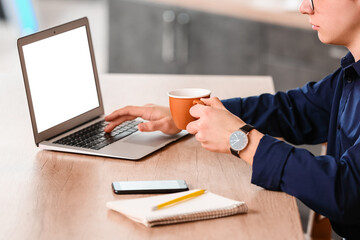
[0,1,5,19]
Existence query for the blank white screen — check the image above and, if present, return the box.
[23,26,99,133]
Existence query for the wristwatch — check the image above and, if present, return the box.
[229,124,255,158]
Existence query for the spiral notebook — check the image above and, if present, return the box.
[106,189,248,227]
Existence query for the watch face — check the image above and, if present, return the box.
[230,130,248,151]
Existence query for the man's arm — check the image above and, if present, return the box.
[253,134,360,226]
[221,72,339,145]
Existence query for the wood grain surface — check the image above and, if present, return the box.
[0,73,303,240]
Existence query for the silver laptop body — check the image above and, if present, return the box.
[17,17,187,160]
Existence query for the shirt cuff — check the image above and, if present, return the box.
[221,98,242,117]
[251,135,294,191]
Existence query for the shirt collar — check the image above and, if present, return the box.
[341,52,360,78]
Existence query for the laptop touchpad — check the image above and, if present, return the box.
[124,132,174,147]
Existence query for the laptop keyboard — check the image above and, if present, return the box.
[54,120,141,150]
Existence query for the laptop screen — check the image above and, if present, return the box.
[22,26,100,133]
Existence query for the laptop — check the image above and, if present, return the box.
[17,17,187,160]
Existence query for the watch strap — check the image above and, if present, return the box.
[240,124,255,134]
[230,147,240,158]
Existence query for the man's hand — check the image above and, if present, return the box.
[186,97,246,153]
[104,104,181,135]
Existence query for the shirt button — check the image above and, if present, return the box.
[337,124,341,130]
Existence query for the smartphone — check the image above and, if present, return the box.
[112,180,189,194]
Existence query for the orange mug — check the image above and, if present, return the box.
[168,88,211,130]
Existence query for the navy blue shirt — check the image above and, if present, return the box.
[222,52,360,239]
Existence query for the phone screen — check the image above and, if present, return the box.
[112,180,189,194]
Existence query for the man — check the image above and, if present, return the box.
[105,0,360,238]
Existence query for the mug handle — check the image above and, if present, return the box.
[192,99,205,106]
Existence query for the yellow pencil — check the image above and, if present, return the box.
[152,189,206,211]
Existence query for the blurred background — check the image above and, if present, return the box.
[0,0,346,238]
[0,0,108,74]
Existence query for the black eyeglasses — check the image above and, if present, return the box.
[309,0,314,10]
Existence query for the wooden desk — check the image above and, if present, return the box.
[0,73,303,239]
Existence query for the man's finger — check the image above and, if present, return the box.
[186,120,198,134]
[139,117,180,135]
[105,106,147,121]
[189,104,207,119]
[104,115,136,132]
[138,120,163,132]
[200,97,224,109]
